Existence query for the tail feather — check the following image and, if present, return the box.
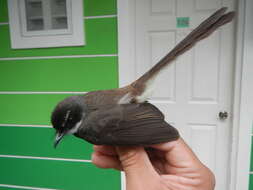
[166,7,228,58]
[132,7,235,94]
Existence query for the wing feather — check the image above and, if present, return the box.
[76,103,179,145]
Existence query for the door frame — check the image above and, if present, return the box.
[117,0,252,190]
[230,0,253,189]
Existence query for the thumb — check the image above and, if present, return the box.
[116,146,157,175]
[116,147,161,190]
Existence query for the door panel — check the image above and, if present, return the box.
[149,31,176,100]
[195,0,220,10]
[189,33,220,103]
[189,124,217,171]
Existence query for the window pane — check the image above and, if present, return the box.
[51,0,68,29]
[25,0,44,31]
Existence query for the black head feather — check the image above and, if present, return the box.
[51,96,84,133]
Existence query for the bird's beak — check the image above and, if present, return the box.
[54,132,66,148]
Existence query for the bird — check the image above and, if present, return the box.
[51,7,235,148]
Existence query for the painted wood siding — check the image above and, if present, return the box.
[0,0,120,189]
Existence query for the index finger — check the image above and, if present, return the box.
[150,138,202,168]
[93,145,118,156]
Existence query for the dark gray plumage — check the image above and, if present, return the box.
[75,103,179,145]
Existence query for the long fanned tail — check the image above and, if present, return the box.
[132,7,235,92]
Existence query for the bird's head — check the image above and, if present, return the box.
[51,96,84,148]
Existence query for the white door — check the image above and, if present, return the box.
[118,0,236,189]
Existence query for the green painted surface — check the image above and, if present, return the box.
[177,17,190,28]
[0,18,117,57]
[0,127,93,160]
[0,94,76,125]
[249,174,253,190]
[0,57,118,91]
[84,0,117,16]
[0,0,120,189]
[0,158,121,190]
[0,0,8,23]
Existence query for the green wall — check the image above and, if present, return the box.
[0,0,120,189]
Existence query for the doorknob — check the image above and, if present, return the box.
[219,111,228,120]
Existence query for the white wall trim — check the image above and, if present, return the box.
[85,15,117,19]
[117,1,136,189]
[117,0,136,87]
[232,0,253,189]
[0,184,58,190]
[0,22,9,25]
[120,172,126,190]
[0,124,51,128]
[0,91,87,94]
[0,54,117,61]
[0,154,91,163]
[229,0,245,189]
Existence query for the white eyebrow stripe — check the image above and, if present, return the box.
[67,120,82,134]
[62,110,71,127]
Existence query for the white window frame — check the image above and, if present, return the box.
[19,0,72,37]
[7,0,85,49]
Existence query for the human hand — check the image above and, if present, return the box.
[91,138,215,190]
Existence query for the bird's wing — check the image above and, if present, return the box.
[76,103,179,145]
